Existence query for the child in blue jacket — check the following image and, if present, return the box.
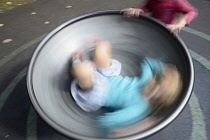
[71,40,182,132]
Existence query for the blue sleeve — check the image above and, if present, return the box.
[97,103,151,129]
[138,58,163,87]
[145,58,163,75]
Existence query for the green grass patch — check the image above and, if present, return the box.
[0,0,36,13]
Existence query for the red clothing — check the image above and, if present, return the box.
[138,0,198,24]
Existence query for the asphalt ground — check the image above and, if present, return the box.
[0,0,210,140]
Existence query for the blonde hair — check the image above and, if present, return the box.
[142,63,183,109]
[157,64,182,106]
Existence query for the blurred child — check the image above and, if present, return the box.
[70,40,182,131]
[122,0,198,34]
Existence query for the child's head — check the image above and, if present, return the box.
[142,63,182,108]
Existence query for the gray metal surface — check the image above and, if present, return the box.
[27,11,194,140]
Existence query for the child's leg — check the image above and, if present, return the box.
[93,40,111,68]
[71,60,93,90]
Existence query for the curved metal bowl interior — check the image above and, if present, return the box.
[27,10,194,140]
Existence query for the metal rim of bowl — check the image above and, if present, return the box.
[27,10,194,140]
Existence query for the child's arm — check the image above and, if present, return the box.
[98,102,151,129]
[176,0,198,25]
[122,8,144,18]
[137,58,163,87]
[135,0,152,13]
[122,0,151,17]
[167,0,198,33]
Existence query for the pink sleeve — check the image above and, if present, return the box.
[135,0,152,12]
[176,0,198,24]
